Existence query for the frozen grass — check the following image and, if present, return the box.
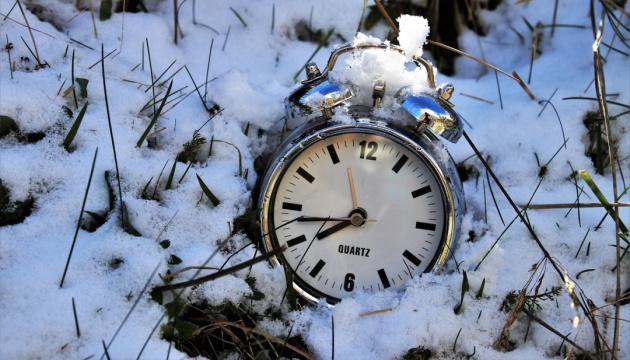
[0,0,628,359]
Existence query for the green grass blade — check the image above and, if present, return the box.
[100,44,125,231]
[104,171,115,211]
[102,340,111,360]
[283,262,297,311]
[454,270,469,314]
[271,4,275,34]
[60,147,98,288]
[83,210,106,223]
[99,0,112,20]
[208,135,214,157]
[229,7,247,27]
[357,0,368,34]
[76,78,89,98]
[293,28,335,81]
[6,35,13,79]
[121,201,142,237]
[72,50,78,109]
[178,162,193,184]
[579,169,628,236]
[595,184,630,230]
[141,176,153,198]
[476,278,486,299]
[19,36,39,67]
[136,80,173,148]
[165,160,176,190]
[0,115,19,137]
[72,297,81,338]
[101,261,161,359]
[152,160,169,199]
[213,139,242,176]
[63,102,88,151]
[196,174,220,206]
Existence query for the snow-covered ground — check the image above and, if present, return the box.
[0,0,628,359]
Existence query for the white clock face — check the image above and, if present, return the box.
[264,127,450,303]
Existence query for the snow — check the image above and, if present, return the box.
[396,14,429,59]
[0,0,628,359]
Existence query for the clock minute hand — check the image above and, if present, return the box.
[316,221,352,240]
[297,216,377,222]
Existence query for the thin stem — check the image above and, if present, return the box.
[16,0,41,66]
[521,202,630,210]
[60,148,98,288]
[593,18,623,356]
[151,245,287,293]
[72,297,81,338]
[464,131,612,354]
[522,308,596,360]
[101,261,161,359]
[101,44,125,229]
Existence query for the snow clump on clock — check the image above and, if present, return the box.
[396,14,430,60]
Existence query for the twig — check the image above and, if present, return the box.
[460,93,494,104]
[594,22,623,353]
[101,261,161,359]
[89,0,98,38]
[521,202,630,210]
[195,317,315,359]
[372,0,535,99]
[152,245,287,293]
[464,131,612,353]
[358,307,396,317]
[16,0,41,66]
[0,12,58,39]
[522,308,596,359]
[374,0,397,33]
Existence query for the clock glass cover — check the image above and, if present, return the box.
[260,122,456,304]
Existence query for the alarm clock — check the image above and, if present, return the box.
[257,43,465,305]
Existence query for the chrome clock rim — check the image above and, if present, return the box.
[258,120,461,305]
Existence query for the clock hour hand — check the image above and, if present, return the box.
[316,221,352,240]
[297,216,347,222]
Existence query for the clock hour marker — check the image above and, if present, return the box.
[377,269,391,289]
[416,222,436,231]
[411,186,432,198]
[392,154,409,173]
[287,235,307,247]
[402,250,422,267]
[282,202,302,211]
[296,167,315,183]
[309,259,326,278]
[327,144,340,164]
